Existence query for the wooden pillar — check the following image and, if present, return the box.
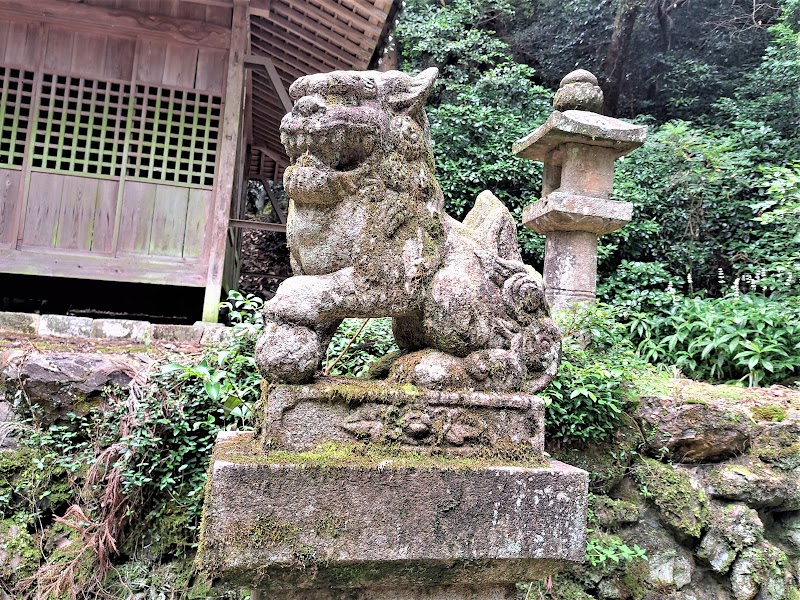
[202,0,249,322]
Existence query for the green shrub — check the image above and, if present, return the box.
[325,318,398,377]
[630,293,800,386]
[542,305,653,444]
[10,291,265,598]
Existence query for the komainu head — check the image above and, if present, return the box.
[280,68,440,206]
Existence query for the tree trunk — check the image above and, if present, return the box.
[603,0,644,116]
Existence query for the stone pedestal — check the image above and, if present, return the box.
[513,70,647,311]
[197,379,588,598]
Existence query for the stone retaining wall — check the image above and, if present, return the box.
[0,311,232,345]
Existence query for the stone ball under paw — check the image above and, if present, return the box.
[255,322,322,384]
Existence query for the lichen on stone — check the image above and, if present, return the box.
[632,458,709,540]
[253,68,561,394]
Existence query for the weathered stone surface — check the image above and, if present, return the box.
[199,323,235,346]
[730,542,789,600]
[542,230,599,309]
[637,396,751,463]
[752,420,800,471]
[91,318,150,341]
[150,323,203,344]
[255,69,560,391]
[553,69,603,113]
[704,458,800,511]
[648,545,694,590]
[264,378,544,457]
[698,503,763,574]
[37,314,92,338]
[523,192,633,235]
[513,110,647,162]
[0,402,17,450]
[589,495,641,529]
[253,585,517,600]
[632,458,710,540]
[0,351,138,426]
[0,312,40,336]
[623,514,695,590]
[198,432,588,592]
[776,512,800,553]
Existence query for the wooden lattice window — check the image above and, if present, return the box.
[0,66,35,169]
[31,74,131,177]
[127,85,221,188]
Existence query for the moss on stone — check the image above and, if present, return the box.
[632,457,709,539]
[588,494,641,529]
[751,405,788,422]
[620,558,650,600]
[215,435,547,471]
[0,518,39,580]
[548,423,639,494]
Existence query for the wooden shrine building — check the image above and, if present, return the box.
[0,0,398,320]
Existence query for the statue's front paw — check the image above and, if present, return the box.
[255,322,323,384]
[264,276,326,325]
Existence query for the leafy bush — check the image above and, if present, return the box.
[325,318,398,377]
[542,305,653,444]
[586,532,648,568]
[607,120,786,293]
[599,260,682,316]
[739,164,800,296]
[630,293,800,386]
[8,291,266,598]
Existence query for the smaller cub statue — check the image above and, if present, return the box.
[255,68,561,393]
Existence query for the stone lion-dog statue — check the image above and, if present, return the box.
[255,67,561,393]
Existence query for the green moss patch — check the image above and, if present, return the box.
[215,435,548,471]
[632,458,709,539]
[750,404,788,422]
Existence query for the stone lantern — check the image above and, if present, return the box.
[513,70,647,311]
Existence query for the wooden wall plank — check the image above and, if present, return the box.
[43,27,75,72]
[178,2,208,21]
[162,43,199,88]
[149,184,189,257]
[136,39,168,84]
[202,0,246,321]
[22,172,62,248]
[91,179,118,254]
[0,21,10,63]
[3,21,42,66]
[71,31,107,79]
[195,47,227,93]
[116,180,156,254]
[0,248,206,287]
[54,176,98,251]
[0,169,21,247]
[0,0,231,49]
[205,5,233,27]
[183,188,209,258]
[104,36,136,80]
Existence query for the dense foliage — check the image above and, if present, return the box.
[3,292,265,598]
[542,305,655,443]
[397,0,800,386]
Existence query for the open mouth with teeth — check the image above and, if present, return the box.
[279,97,386,203]
[283,125,377,173]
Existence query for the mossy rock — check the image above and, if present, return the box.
[0,447,72,519]
[751,404,788,422]
[632,457,709,540]
[588,494,642,529]
[752,420,800,471]
[548,423,640,494]
[0,519,40,580]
